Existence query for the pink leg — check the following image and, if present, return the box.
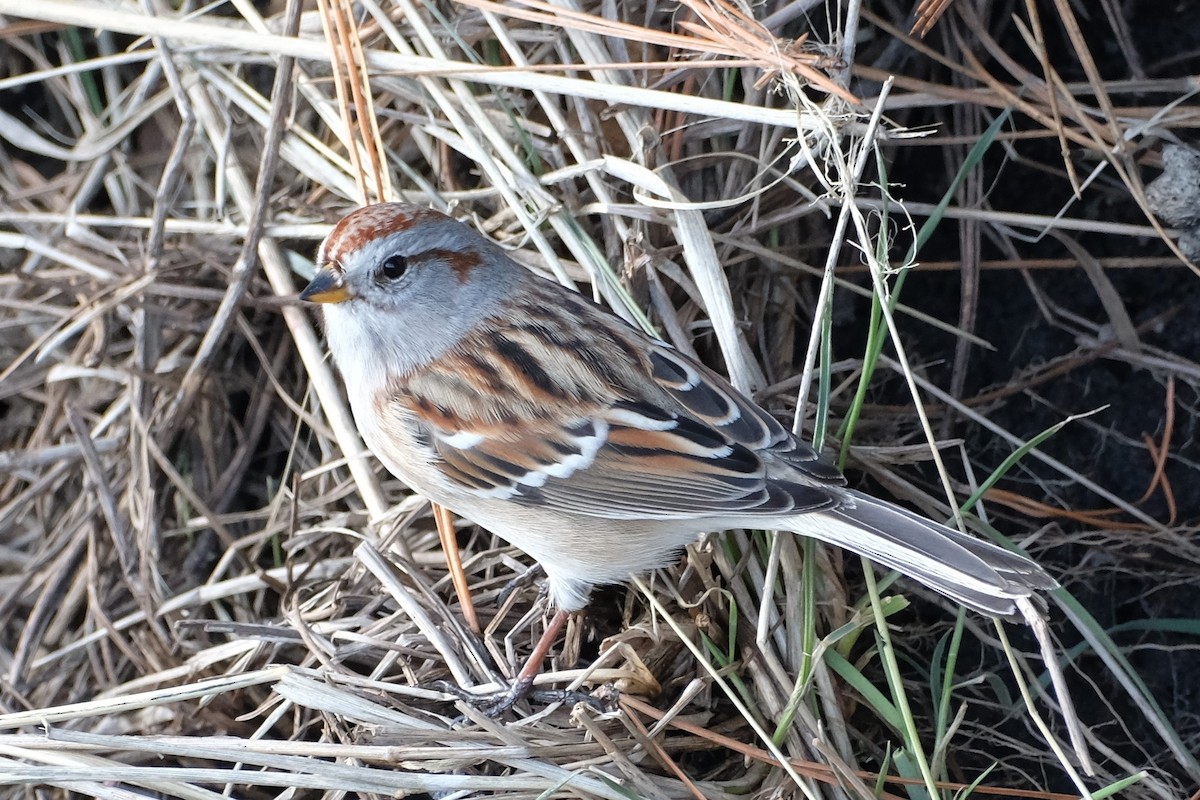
[477,608,570,716]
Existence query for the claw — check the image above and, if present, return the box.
[434,678,609,718]
[430,608,575,718]
[496,563,547,607]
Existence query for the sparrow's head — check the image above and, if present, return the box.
[302,202,522,386]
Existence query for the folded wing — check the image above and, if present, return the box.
[391,316,846,520]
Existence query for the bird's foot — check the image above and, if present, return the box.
[496,563,547,607]
[433,678,607,718]
[430,608,603,720]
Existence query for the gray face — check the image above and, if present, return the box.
[318,214,523,387]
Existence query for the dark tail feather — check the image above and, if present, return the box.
[792,493,1088,770]
[786,489,1056,618]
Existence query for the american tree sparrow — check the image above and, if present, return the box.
[302,202,1057,711]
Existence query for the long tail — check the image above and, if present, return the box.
[793,492,1091,773]
[787,489,1057,618]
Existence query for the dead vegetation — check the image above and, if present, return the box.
[1,0,1199,798]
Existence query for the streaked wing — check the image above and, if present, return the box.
[645,343,846,485]
[386,300,844,521]
[423,397,836,519]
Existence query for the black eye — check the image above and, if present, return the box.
[379,254,408,281]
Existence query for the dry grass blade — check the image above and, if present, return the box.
[911,0,956,37]
[456,0,854,103]
[1,0,1197,797]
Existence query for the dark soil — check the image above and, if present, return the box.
[811,0,1200,785]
